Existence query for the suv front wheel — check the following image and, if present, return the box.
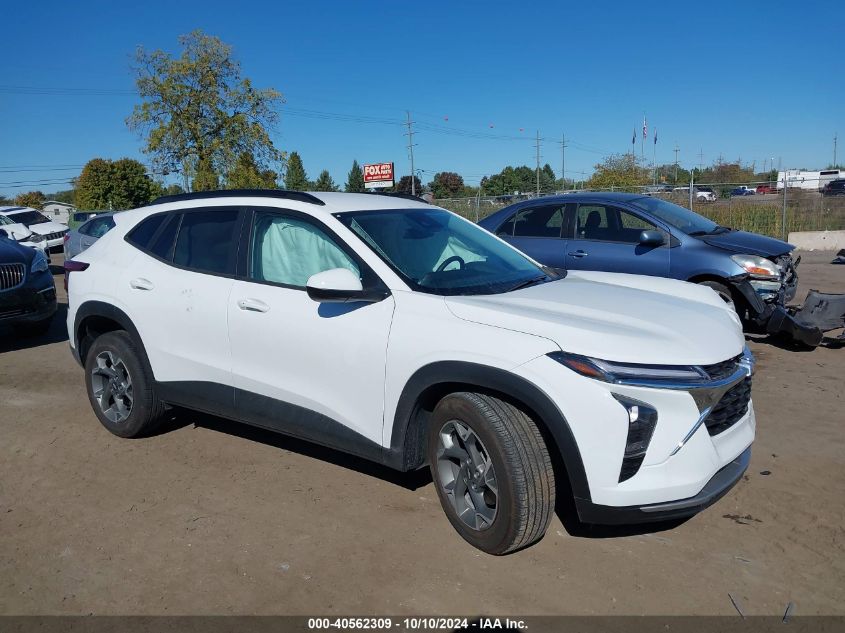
[84,331,167,438]
[427,392,555,555]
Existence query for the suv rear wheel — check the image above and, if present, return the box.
[84,331,166,438]
[427,392,555,555]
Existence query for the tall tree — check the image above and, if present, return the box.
[395,175,423,195]
[313,170,338,192]
[284,152,309,190]
[75,158,160,210]
[127,30,284,185]
[345,160,365,192]
[585,154,649,190]
[430,171,464,198]
[14,191,46,209]
[226,152,278,189]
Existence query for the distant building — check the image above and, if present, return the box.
[42,201,76,224]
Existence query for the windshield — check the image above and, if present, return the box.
[337,208,552,295]
[0,215,13,226]
[7,210,50,225]
[629,197,718,235]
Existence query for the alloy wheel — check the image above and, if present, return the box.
[435,420,498,531]
[90,350,134,424]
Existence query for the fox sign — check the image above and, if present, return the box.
[363,162,394,189]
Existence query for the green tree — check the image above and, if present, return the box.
[585,154,649,190]
[284,152,309,190]
[165,183,185,196]
[313,169,338,192]
[50,189,76,205]
[430,171,464,198]
[14,191,46,209]
[226,152,278,189]
[75,158,160,210]
[127,30,284,185]
[394,175,423,195]
[345,160,365,192]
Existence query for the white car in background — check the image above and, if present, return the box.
[0,211,50,257]
[0,206,69,254]
[66,190,755,555]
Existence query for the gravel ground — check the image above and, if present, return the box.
[0,251,843,615]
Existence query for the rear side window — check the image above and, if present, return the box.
[173,209,239,275]
[126,214,166,250]
[148,214,180,260]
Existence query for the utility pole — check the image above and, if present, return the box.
[404,111,417,196]
[560,133,567,191]
[535,130,541,195]
[698,148,704,172]
[673,145,679,184]
[835,133,838,167]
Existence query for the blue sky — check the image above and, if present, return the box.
[1,0,843,196]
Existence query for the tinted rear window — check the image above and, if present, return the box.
[148,214,180,260]
[173,209,239,275]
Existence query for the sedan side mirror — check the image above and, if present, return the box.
[639,230,665,247]
[306,268,388,304]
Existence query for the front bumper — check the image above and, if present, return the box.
[0,277,57,325]
[576,446,750,524]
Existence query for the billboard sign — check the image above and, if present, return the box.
[363,162,394,189]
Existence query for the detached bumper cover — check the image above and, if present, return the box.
[575,447,750,525]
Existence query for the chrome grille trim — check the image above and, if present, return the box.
[0,263,26,291]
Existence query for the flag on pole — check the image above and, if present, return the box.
[654,128,658,145]
[632,129,636,146]
[643,116,648,140]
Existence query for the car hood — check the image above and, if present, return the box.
[0,222,33,241]
[700,230,793,257]
[26,221,68,235]
[0,235,33,263]
[444,271,744,365]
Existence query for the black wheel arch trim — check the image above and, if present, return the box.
[386,360,592,502]
[72,301,147,368]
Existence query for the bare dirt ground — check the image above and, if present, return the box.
[1,252,843,616]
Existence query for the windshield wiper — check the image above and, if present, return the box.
[506,275,549,293]
[709,225,732,234]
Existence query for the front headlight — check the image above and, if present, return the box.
[730,254,779,280]
[548,351,705,383]
[30,250,49,273]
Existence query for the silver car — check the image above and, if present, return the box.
[63,213,115,260]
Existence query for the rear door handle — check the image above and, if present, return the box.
[130,277,154,291]
[237,298,270,313]
[568,250,588,258]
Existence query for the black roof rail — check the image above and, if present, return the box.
[151,189,326,206]
[363,191,430,204]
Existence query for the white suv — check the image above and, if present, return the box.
[66,190,755,554]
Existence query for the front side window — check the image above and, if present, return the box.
[250,212,359,287]
[337,208,551,295]
[173,209,239,275]
[575,205,659,244]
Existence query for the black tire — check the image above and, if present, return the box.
[427,392,555,555]
[14,316,53,337]
[84,330,166,438]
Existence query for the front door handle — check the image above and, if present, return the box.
[130,277,154,291]
[237,298,270,313]
[568,250,589,258]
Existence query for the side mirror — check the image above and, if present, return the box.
[639,230,665,247]
[306,268,386,304]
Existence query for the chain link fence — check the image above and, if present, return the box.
[434,178,845,240]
